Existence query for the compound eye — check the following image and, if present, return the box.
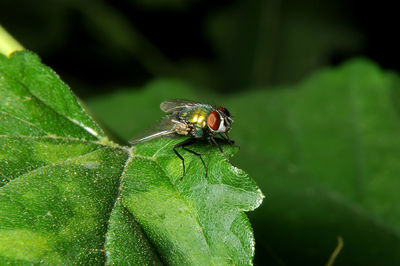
[217,106,231,117]
[207,110,221,131]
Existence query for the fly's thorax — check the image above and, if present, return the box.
[192,126,204,138]
[179,106,213,138]
[179,107,210,129]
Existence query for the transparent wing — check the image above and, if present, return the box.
[160,99,201,113]
[129,114,178,144]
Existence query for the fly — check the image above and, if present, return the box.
[129,99,236,180]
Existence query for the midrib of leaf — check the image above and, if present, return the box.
[102,148,134,261]
[101,147,167,264]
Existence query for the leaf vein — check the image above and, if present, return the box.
[0,134,113,147]
[102,147,134,262]
[0,110,51,136]
[1,71,101,139]
[0,191,37,218]
[0,146,108,189]
[150,156,213,253]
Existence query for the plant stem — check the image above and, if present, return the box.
[0,25,24,56]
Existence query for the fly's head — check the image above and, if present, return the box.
[207,106,233,135]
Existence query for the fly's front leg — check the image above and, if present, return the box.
[219,133,240,149]
[209,137,234,166]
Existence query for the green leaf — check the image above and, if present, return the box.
[0,51,263,264]
[125,139,262,265]
[87,59,400,265]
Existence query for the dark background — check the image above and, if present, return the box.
[0,0,398,98]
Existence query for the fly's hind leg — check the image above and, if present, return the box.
[173,138,207,180]
[173,143,186,180]
[182,144,207,180]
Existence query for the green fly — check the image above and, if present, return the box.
[129,99,236,180]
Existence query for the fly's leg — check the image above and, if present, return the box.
[173,138,207,180]
[173,144,186,179]
[182,145,207,180]
[209,137,234,166]
[219,133,240,149]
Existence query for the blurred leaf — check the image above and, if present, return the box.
[228,59,400,265]
[129,0,198,10]
[1,0,366,96]
[205,0,362,89]
[69,0,178,76]
[274,2,363,84]
[0,51,263,264]
[87,58,400,265]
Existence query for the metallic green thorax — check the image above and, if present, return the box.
[179,105,213,138]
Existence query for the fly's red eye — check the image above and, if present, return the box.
[217,106,230,117]
[207,110,221,130]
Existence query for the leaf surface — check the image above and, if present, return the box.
[0,51,263,265]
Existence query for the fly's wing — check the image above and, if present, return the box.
[129,114,178,144]
[160,99,200,113]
